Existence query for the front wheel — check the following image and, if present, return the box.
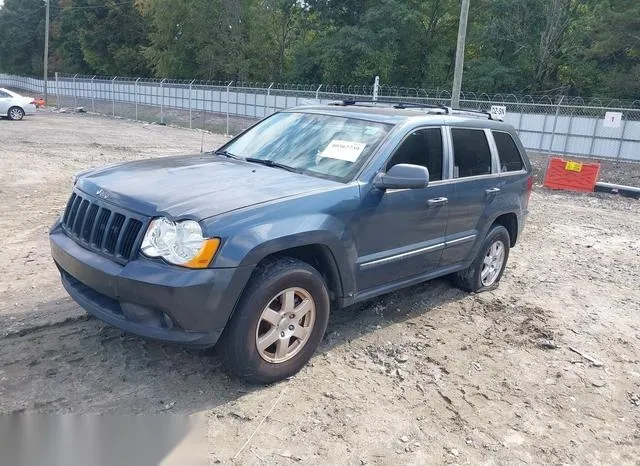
[8,106,25,121]
[454,225,511,293]
[219,257,330,384]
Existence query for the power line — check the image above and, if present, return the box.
[52,1,137,11]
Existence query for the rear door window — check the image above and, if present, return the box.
[493,131,524,172]
[451,128,492,178]
[387,128,443,182]
[0,91,10,98]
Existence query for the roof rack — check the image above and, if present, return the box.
[446,107,498,120]
[328,99,447,110]
[328,100,501,120]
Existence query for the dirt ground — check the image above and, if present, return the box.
[0,111,639,465]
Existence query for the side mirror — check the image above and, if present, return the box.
[373,164,430,190]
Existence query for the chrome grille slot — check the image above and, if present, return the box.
[104,213,125,254]
[72,199,89,235]
[60,191,147,264]
[93,208,111,247]
[118,219,143,259]
[81,204,99,242]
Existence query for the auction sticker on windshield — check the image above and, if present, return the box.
[319,140,366,162]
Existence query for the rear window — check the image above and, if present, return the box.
[451,128,492,178]
[493,131,524,172]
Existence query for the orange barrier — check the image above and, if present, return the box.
[543,157,601,193]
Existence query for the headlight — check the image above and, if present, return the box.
[141,218,220,269]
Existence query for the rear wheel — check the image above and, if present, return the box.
[8,106,25,121]
[219,257,330,384]
[454,225,510,293]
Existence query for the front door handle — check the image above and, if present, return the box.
[485,188,501,196]
[427,197,448,207]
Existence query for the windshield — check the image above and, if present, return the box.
[220,112,392,182]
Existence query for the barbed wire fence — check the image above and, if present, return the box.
[1,73,639,162]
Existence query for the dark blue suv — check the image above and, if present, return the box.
[50,102,533,383]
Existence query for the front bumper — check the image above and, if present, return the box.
[50,221,252,347]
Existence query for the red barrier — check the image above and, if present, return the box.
[543,157,601,193]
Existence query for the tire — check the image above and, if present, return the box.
[8,107,25,121]
[219,257,330,384]
[454,225,510,293]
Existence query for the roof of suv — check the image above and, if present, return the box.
[290,102,515,131]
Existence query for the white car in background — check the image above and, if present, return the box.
[0,88,37,120]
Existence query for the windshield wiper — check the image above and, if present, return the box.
[244,157,301,173]
[214,149,241,159]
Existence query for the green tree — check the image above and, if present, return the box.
[0,0,49,75]
[563,0,640,98]
[244,0,303,81]
[56,0,149,76]
[140,0,253,80]
[1,0,638,100]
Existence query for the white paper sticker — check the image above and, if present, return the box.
[319,140,366,162]
[603,111,623,128]
[490,105,507,120]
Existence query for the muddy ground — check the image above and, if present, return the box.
[0,112,639,465]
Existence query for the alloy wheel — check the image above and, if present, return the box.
[255,287,316,364]
[480,240,505,286]
[9,107,24,120]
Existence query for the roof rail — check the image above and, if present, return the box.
[328,99,447,110]
[446,107,497,120]
[327,100,502,120]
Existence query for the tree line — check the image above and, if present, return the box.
[0,0,638,99]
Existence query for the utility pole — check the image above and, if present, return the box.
[451,0,470,108]
[43,0,50,105]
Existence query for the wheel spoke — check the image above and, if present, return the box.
[481,266,490,280]
[293,299,313,322]
[281,290,295,313]
[255,286,317,364]
[261,308,281,326]
[275,338,289,359]
[292,326,308,341]
[257,328,279,351]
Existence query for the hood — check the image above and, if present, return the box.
[75,154,340,219]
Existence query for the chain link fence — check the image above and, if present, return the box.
[2,73,639,162]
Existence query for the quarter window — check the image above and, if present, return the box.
[451,128,492,178]
[493,131,524,172]
[387,128,443,182]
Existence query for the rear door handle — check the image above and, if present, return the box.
[427,197,448,207]
[485,188,501,196]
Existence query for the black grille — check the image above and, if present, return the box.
[61,191,146,263]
